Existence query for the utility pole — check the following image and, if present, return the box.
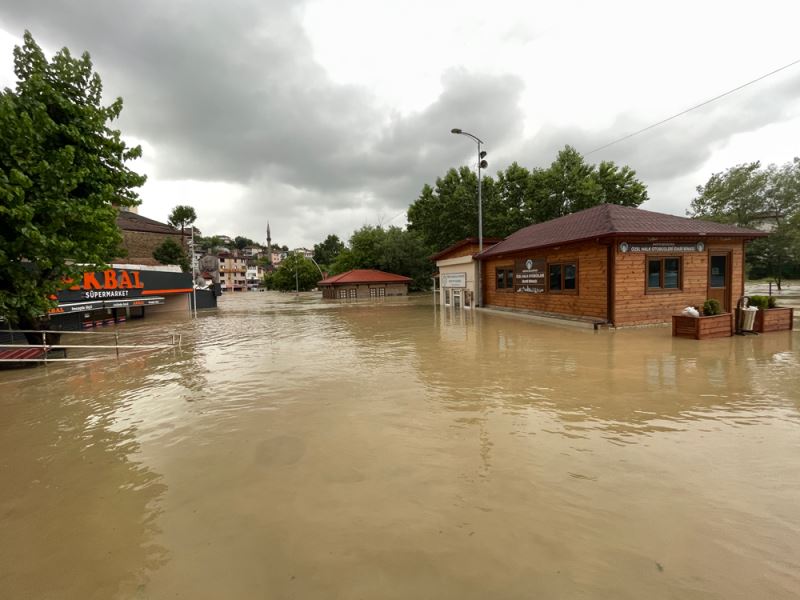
[190,225,198,318]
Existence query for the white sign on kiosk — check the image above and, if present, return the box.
[441,272,467,288]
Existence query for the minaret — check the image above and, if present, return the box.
[266,221,271,250]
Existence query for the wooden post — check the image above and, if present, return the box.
[115,331,120,359]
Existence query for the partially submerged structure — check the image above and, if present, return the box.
[48,265,197,330]
[435,204,766,327]
[318,269,412,299]
[431,237,502,309]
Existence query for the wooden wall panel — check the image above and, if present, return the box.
[481,241,608,320]
[480,236,748,327]
[613,238,746,326]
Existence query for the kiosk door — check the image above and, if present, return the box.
[452,290,462,309]
[708,253,731,312]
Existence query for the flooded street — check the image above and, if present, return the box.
[1,292,799,599]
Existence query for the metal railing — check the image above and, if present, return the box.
[0,329,182,363]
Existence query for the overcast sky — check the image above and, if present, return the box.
[1,1,799,249]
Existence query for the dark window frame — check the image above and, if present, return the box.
[547,261,578,294]
[495,266,515,292]
[646,256,682,292]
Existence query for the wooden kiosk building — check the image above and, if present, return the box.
[473,204,766,327]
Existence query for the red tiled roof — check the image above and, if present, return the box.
[318,269,412,285]
[429,237,504,261]
[479,204,767,258]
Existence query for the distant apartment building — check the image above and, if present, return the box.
[242,245,265,258]
[293,247,314,260]
[271,250,289,266]
[245,263,267,290]
[218,251,248,291]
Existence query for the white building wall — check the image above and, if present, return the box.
[436,255,479,308]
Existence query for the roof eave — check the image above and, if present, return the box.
[477,230,767,259]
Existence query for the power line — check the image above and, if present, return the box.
[586,57,800,156]
[388,209,406,223]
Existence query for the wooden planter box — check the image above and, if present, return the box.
[753,307,794,333]
[672,313,733,340]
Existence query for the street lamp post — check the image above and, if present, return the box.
[190,226,198,318]
[293,251,325,295]
[451,128,487,307]
[307,256,325,279]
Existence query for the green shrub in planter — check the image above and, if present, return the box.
[768,296,778,309]
[748,295,770,310]
[703,299,722,316]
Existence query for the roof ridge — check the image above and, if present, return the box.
[604,203,623,233]
[478,203,766,259]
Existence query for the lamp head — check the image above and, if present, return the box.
[450,128,462,134]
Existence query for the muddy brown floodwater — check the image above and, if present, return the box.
[1,292,799,599]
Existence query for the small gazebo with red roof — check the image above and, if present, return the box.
[318,269,412,299]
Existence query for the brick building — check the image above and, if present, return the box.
[116,209,186,265]
[473,204,766,327]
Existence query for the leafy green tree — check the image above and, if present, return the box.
[527,146,601,221]
[488,162,532,234]
[379,227,433,290]
[330,225,433,290]
[0,32,145,327]
[167,205,197,237]
[526,147,648,222]
[594,160,649,207]
[407,146,648,252]
[747,221,800,286]
[407,166,496,250]
[313,234,345,267]
[153,238,189,272]
[689,162,768,227]
[689,158,800,288]
[269,253,319,292]
[200,235,225,251]
[234,235,255,250]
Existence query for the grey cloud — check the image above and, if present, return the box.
[3,0,797,245]
[1,0,379,186]
[520,68,800,185]
[1,1,524,214]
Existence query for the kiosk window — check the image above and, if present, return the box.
[548,262,577,292]
[496,267,514,290]
[647,257,681,290]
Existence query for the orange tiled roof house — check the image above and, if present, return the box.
[318,269,412,299]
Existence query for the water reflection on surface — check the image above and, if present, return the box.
[1,292,799,599]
